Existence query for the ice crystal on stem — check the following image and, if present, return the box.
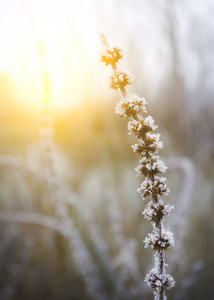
[100,34,175,299]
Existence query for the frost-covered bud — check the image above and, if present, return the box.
[101,47,123,69]
[145,132,162,144]
[137,176,170,199]
[132,135,163,156]
[144,229,174,251]
[144,116,158,131]
[145,268,164,292]
[115,93,147,118]
[165,273,176,289]
[145,132,163,149]
[128,116,157,138]
[145,268,175,292]
[143,200,174,224]
[135,155,167,177]
[110,71,134,92]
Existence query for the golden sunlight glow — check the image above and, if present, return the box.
[0,0,100,112]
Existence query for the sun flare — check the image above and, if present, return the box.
[0,0,99,113]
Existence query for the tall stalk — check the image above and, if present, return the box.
[100,34,175,300]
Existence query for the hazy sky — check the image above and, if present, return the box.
[0,0,213,111]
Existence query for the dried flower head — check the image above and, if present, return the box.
[144,229,174,251]
[137,176,170,199]
[128,115,157,138]
[110,70,135,94]
[115,93,147,118]
[145,268,175,294]
[101,47,123,69]
[143,200,174,224]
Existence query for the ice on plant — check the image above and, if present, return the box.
[143,200,174,223]
[115,93,147,118]
[132,135,163,156]
[144,228,174,250]
[128,115,158,138]
[110,70,135,91]
[100,34,175,300]
[135,155,167,176]
[143,116,158,131]
[145,268,175,293]
[137,176,170,199]
[101,46,123,68]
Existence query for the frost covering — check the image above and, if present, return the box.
[100,33,175,300]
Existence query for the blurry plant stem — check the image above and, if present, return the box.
[167,157,195,272]
[106,190,142,285]
[38,46,108,300]
[0,154,128,298]
[38,45,130,300]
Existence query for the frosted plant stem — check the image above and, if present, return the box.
[159,251,164,300]
[152,178,165,300]
[100,34,175,299]
[106,190,142,284]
